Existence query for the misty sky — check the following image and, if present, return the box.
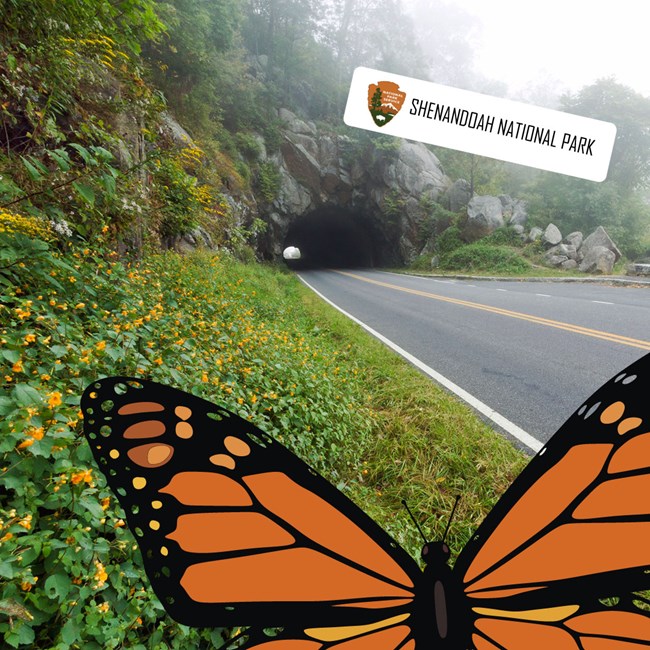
[422,0,649,99]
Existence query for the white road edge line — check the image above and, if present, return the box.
[592,300,614,305]
[298,274,544,454]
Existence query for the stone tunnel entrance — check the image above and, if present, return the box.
[282,207,389,269]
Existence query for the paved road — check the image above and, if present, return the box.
[297,269,650,452]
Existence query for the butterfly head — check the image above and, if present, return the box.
[421,541,450,566]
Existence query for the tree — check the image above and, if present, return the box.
[561,78,650,190]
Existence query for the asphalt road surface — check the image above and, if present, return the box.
[297,269,650,453]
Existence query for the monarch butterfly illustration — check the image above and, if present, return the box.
[81,353,650,649]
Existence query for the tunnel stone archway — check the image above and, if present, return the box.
[282,207,388,269]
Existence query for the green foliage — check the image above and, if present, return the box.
[408,254,435,271]
[0,234,374,647]
[523,174,650,260]
[234,132,262,161]
[417,202,459,245]
[256,162,281,203]
[1,144,120,239]
[0,0,164,55]
[482,227,524,247]
[382,190,406,221]
[151,157,202,239]
[441,243,531,274]
[435,225,464,255]
[561,78,650,190]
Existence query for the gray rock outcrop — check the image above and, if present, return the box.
[442,179,472,212]
[500,195,527,226]
[543,224,562,246]
[541,225,621,274]
[261,108,450,263]
[627,263,650,276]
[580,226,622,263]
[579,245,617,274]
[462,196,505,242]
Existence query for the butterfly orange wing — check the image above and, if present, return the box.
[453,354,650,648]
[81,377,420,647]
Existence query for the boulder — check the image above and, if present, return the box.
[442,179,472,212]
[581,226,621,262]
[560,259,578,270]
[627,263,650,276]
[462,195,504,242]
[545,243,578,261]
[564,231,583,249]
[543,223,562,246]
[390,142,447,196]
[278,107,317,136]
[500,195,528,226]
[527,226,543,242]
[579,245,616,274]
[547,254,569,267]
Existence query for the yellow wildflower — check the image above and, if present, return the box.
[47,392,63,408]
[18,514,32,530]
[70,469,93,485]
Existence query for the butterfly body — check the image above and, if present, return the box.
[82,354,650,649]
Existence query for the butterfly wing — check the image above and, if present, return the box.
[81,377,420,638]
[452,352,650,647]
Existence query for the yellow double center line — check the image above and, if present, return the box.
[336,271,650,351]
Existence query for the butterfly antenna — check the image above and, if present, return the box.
[401,499,428,544]
[442,494,461,544]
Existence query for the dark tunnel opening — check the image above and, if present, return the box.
[282,207,380,269]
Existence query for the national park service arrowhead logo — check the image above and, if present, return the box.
[367,81,406,127]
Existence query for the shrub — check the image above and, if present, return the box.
[482,227,523,247]
[441,243,531,274]
[256,162,281,204]
[436,226,464,255]
[0,238,374,647]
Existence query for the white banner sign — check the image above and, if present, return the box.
[344,67,616,182]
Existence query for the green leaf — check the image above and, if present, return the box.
[1,349,20,364]
[72,181,95,206]
[61,617,82,645]
[20,156,45,181]
[78,496,105,519]
[13,383,42,407]
[69,143,92,165]
[50,345,68,358]
[101,172,116,196]
[44,573,72,601]
[0,174,24,201]
[0,561,16,579]
[48,148,71,172]
[16,624,35,646]
[90,146,114,163]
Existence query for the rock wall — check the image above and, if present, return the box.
[258,108,450,264]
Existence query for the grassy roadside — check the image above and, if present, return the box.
[0,234,527,647]
[293,276,528,559]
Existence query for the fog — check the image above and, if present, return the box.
[406,0,650,104]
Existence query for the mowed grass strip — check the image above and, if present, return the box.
[291,272,528,562]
